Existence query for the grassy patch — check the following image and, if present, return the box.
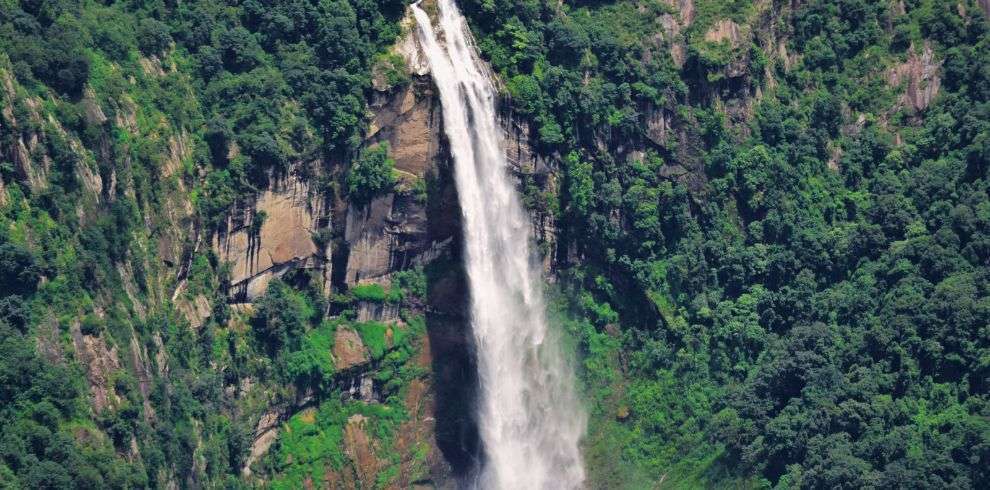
[354,321,390,360]
[350,283,388,302]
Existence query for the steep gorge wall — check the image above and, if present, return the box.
[0,6,550,485]
[216,23,486,486]
[0,51,206,487]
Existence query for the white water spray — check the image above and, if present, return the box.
[411,1,585,488]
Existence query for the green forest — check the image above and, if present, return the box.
[0,0,988,488]
[460,0,990,486]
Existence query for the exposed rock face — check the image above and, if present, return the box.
[645,103,675,147]
[81,88,108,126]
[1,56,203,489]
[393,337,455,487]
[176,293,212,329]
[228,15,535,484]
[396,20,432,76]
[704,19,743,46]
[657,14,685,67]
[356,301,400,322]
[333,328,370,371]
[654,0,695,67]
[157,134,197,268]
[778,39,798,72]
[497,102,560,270]
[888,42,941,113]
[231,29,468,484]
[705,19,753,81]
[665,0,694,26]
[1,69,49,193]
[242,410,282,477]
[138,55,168,77]
[344,193,401,285]
[70,322,122,413]
[342,414,381,487]
[368,79,437,177]
[214,170,328,300]
[345,77,441,287]
[129,335,157,423]
[501,111,549,175]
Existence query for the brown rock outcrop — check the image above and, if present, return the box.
[704,19,743,46]
[1,68,48,193]
[645,103,675,147]
[344,194,399,284]
[81,88,108,126]
[214,170,327,300]
[176,293,212,329]
[665,0,695,25]
[501,112,549,175]
[343,414,381,488]
[333,328,369,371]
[70,322,122,413]
[356,301,400,322]
[242,410,283,477]
[345,73,442,288]
[888,42,941,113]
[657,14,686,67]
[368,79,439,177]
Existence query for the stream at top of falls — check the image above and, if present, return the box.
[411,0,586,488]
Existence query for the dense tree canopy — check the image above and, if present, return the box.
[462,0,990,486]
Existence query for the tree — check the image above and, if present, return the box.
[564,151,594,218]
[137,19,173,56]
[218,27,262,72]
[0,243,40,297]
[251,280,311,352]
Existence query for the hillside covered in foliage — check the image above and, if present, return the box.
[0,0,988,488]
[460,0,990,487]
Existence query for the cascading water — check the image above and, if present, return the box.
[411,1,585,488]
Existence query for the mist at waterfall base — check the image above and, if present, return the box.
[411,0,586,488]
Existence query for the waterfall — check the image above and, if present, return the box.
[411,1,585,488]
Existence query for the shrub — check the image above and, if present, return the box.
[284,321,336,388]
[0,296,29,332]
[371,52,409,91]
[392,267,426,300]
[350,283,387,302]
[346,143,395,204]
[80,314,102,336]
[218,27,262,72]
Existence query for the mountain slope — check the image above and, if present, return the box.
[459,0,990,487]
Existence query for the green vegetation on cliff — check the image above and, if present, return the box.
[0,0,408,486]
[347,142,398,204]
[463,0,990,487]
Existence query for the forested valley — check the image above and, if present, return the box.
[0,0,988,488]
